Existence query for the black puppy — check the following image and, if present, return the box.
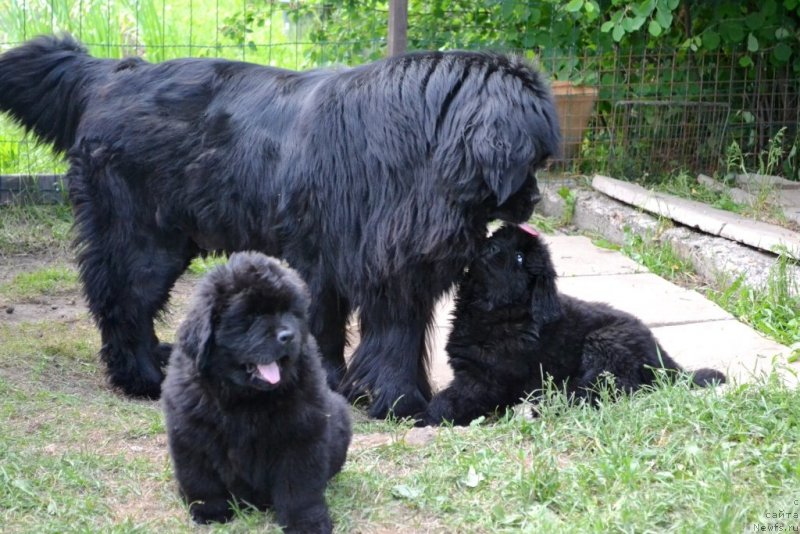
[421,224,726,426]
[162,252,352,532]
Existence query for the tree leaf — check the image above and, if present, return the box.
[601,20,615,33]
[655,7,673,30]
[648,20,662,37]
[630,15,646,31]
[564,0,584,13]
[745,12,765,31]
[612,23,625,42]
[739,55,753,68]
[747,33,759,52]
[774,42,793,62]
[775,27,791,40]
[632,0,656,18]
[703,30,720,50]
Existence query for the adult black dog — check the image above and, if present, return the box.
[0,35,559,417]
[162,252,351,531]
[421,224,726,426]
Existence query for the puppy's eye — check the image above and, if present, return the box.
[515,252,524,267]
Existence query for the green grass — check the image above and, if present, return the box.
[0,203,74,256]
[621,228,698,285]
[2,317,799,532]
[656,172,745,214]
[187,253,229,276]
[0,264,79,300]
[708,253,800,348]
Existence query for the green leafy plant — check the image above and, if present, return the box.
[709,252,800,347]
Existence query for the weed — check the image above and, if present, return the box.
[0,265,79,300]
[0,203,73,256]
[708,252,800,347]
[657,171,744,214]
[557,186,576,225]
[187,253,229,275]
[621,228,696,284]
[527,213,559,235]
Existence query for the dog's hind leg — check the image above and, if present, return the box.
[343,295,433,419]
[308,283,350,391]
[68,142,197,399]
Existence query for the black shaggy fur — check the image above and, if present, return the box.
[0,35,559,418]
[162,252,352,531]
[421,225,726,426]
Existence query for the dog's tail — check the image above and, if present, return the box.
[0,34,101,152]
[654,343,726,387]
[688,367,727,387]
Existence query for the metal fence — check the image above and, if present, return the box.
[1,1,798,201]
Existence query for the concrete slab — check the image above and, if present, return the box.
[558,272,732,327]
[543,235,646,277]
[593,174,800,260]
[652,320,797,384]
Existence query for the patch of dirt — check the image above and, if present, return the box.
[0,254,202,327]
[1,296,88,324]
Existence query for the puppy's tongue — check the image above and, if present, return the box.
[256,362,281,384]
[518,223,539,237]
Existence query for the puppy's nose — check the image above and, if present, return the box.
[530,191,542,206]
[276,328,295,345]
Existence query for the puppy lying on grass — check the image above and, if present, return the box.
[162,252,351,532]
[421,224,725,426]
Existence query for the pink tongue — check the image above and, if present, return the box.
[256,362,281,384]
[519,223,539,237]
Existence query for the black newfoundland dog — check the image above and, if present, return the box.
[420,224,726,426]
[0,36,559,418]
[162,251,351,531]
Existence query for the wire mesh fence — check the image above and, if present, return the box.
[1,1,798,202]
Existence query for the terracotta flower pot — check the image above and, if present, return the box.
[551,80,598,161]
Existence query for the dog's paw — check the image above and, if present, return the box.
[284,516,333,534]
[189,499,233,524]
[368,385,428,420]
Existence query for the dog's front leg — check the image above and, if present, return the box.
[421,347,524,426]
[343,297,433,419]
[271,450,333,534]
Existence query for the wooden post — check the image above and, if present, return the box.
[388,0,408,57]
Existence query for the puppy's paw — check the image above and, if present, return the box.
[284,516,333,534]
[189,499,233,524]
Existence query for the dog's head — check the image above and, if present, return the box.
[467,57,560,223]
[177,251,312,392]
[464,224,561,330]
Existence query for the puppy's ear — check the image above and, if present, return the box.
[178,289,219,376]
[530,270,561,328]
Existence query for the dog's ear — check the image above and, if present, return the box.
[470,121,533,206]
[530,268,562,328]
[178,288,220,376]
[484,159,529,206]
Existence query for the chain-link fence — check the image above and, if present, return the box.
[1,1,798,201]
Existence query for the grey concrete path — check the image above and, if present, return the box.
[426,234,798,392]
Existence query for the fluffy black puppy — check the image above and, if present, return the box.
[0,36,559,418]
[162,252,351,532]
[422,225,726,426]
